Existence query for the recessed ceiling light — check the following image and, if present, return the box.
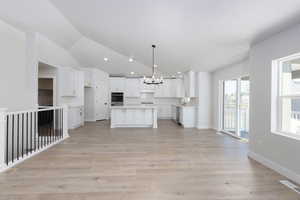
[130,72,135,75]
[104,57,109,62]
[177,71,181,74]
[129,58,134,62]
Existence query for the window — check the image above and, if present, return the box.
[273,54,300,139]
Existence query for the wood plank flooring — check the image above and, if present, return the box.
[0,120,299,200]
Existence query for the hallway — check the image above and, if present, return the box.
[0,120,298,200]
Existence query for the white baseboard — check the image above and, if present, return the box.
[196,123,212,130]
[197,125,212,130]
[0,136,69,173]
[84,119,96,122]
[248,151,300,185]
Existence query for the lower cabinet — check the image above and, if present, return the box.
[172,105,195,128]
[157,105,172,119]
[68,106,84,129]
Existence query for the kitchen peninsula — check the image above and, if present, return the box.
[110,105,158,128]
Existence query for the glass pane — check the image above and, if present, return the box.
[240,77,250,139]
[280,98,300,136]
[281,60,300,96]
[223,80,237,134]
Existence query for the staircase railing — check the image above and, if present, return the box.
[0,105,69,172]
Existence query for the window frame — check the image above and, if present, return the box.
[272,54,300,140]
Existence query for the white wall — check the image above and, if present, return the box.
[37,34,80,69]
[35,32,85,107]
[249,23,300,183]
[0,17,86,111]
[211,60,250,130]
[196,72,212,129]
[0,19,37,111]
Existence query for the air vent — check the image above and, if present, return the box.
[280,180,300,194]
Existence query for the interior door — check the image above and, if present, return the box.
[95,81,109,120]
[223,79,238,135]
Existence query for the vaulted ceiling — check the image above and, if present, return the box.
[1,0,300,76]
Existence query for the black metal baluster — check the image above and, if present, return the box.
[12,114,14,163]
[51,110,53,143]
[42,111,45,148]
[61,109,63,139]
[37,112,40,150]
[17,114,19,160]
[26,112,28,155]
[22,113,24,158]
[30,112,32,153]
[6,115,9,165]
[47,110,49,145]
[34,112,36,151]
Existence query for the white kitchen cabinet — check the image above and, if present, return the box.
[68,106,84,129]
[157,104,172,119]
[155,79,184,98]
[179,106,195,128]
[125,78,141,97]
[110,77,125,92]
[174,79,185,98]
[172,105,195,128]
[154,79,172,98]
[183,71,196,97]
[60,68,78,97]
[84,70,93,87]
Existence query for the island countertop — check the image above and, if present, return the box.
[110,105,158,128]
[110,105,158,109]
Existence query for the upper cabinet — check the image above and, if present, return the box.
[110,77,125,92]
[84,70,93,87]
[109,77,185,98]
[60,68,78,97]
[183,71,196,97]
[174,79,185,98]
[125,78,141,97]
[155,79,184,98]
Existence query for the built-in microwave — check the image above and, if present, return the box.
[111,92,124,106]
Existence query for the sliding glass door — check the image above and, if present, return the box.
[223,80,238,135]
[222,77,250,139]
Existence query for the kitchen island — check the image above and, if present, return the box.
[110,105,158,128]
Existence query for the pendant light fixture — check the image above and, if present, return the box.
[143,45,164,85]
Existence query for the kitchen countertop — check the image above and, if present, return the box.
[172,104,195,108]
[110,105,158,109]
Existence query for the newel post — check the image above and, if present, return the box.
[0,108,8,169]
[63,105,69,138]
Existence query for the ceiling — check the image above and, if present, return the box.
[2,0,300,76]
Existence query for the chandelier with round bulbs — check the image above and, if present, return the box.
[143,45,164,85]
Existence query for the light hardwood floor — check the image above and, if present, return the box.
[0,120,299,200]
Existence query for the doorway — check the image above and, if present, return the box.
[222,76,250,139]
[38,78,55,107]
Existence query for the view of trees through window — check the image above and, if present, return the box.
[279,58,300,136]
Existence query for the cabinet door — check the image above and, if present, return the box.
[84,70,93,87]
[110,78,125,92]
[154,84,164,97]
[125,79,141,97]
[60,68,76,97]
[173,79,184,98]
